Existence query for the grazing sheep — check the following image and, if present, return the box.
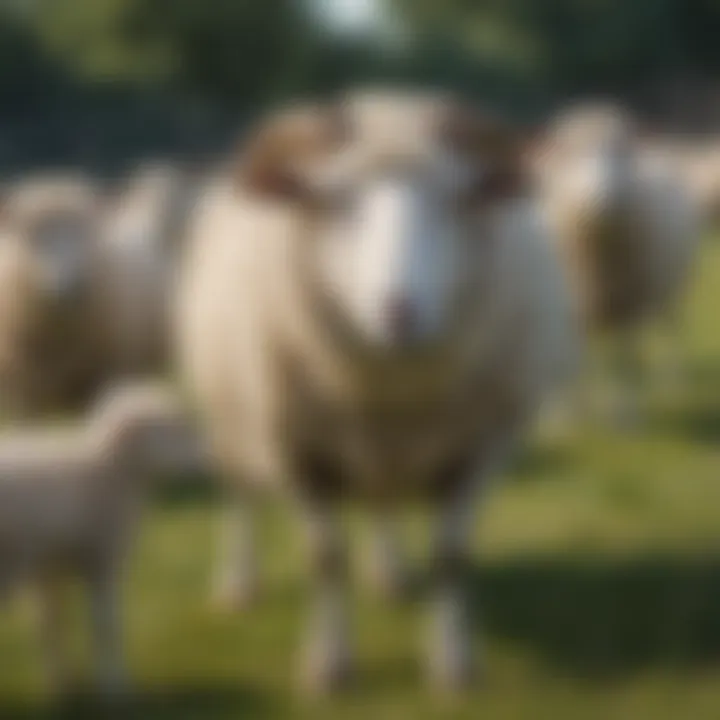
[175,89,578,692]
[679,144,720,231]
[103,162,199,376]
[0,174,113,417]
[0,381,203,699]
[639,136,720,233]
[535,102,700,425]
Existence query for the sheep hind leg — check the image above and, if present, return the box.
[35,577,75,699]
[658,309,686,400]
[211,488,259,611]
[298,501,353,694]
[361,511,413,602]
[86,567,129,702]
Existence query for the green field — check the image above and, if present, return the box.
[1,242,719,720]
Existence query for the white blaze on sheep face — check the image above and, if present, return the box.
[568,144,632,212]
[312,158,475,351]
[547,108,636,213]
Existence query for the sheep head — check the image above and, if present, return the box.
[536,102,640,215]
[0,179,102,304]
[233,91,531,353]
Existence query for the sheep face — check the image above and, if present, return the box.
[543,104,636,215]
[26,212,96,301]
[237,94,528,353]
[311,155,482,349]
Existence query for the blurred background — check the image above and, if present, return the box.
[0,1,719,718]
[2,0,720,173]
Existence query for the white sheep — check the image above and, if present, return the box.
[102,162,199,377]
[535,102,700,426]
[174,89,578,692]
[0,173,113,417]
[639,136,720,233]
[0,381,204,700]
[678,143,720,232]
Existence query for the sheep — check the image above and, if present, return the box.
[534,102,700,426]
[677,143,720,232]
[0,173,113,417]
[639,136,720,233]
[102,161,200,377]
[174,88,579,692]
[0,380,204,700]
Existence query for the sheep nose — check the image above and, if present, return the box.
[384,295,418,344]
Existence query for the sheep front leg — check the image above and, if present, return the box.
[299,501,352,693]
[362,511,411,601]
[86,567,129,701]
[605,329,644,430]
[35,578,73,698]
[426,487,479,691]
[424,439,516,692]
[211,487,258,610]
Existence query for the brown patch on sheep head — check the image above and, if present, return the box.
[438,101,532,207]
[234,94,531,211]
[234,103,347,204]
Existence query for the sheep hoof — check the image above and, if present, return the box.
[210,575,260,612]
[427,653,479,694]
[210,585,259,613]
[97,674,132,707]
[366,565,416,603]
[299,645,354,695]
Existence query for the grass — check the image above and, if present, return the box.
[1,240,720,719]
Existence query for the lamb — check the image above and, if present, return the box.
[535,102,700,425]
[174,88,578,692]
[0,173,113,417]
[102,162,200,377]
[0,381,204,700]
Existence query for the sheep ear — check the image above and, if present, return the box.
[442,104,530,204]
[234,105,345,201]
[0,186,14,225]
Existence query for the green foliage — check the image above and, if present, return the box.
[389,0,720,102]
[0,0,718,149]
[2,0,719,113]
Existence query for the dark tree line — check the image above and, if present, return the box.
[0,0,718,168]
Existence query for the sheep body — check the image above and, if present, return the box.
[175,90,578,691]
[541,105,699,332]
[537,104,700,426]
[102,163,199,376]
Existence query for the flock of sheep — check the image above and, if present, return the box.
[0,88,715,701]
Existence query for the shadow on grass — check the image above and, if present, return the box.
[0,684,269,720]
[509,442,579,483]
[648,401,720,445]
[475,552,720,678]
[644,357,720,445]
[151,473,220,509]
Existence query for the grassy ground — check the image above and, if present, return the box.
[1,241,719,719]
